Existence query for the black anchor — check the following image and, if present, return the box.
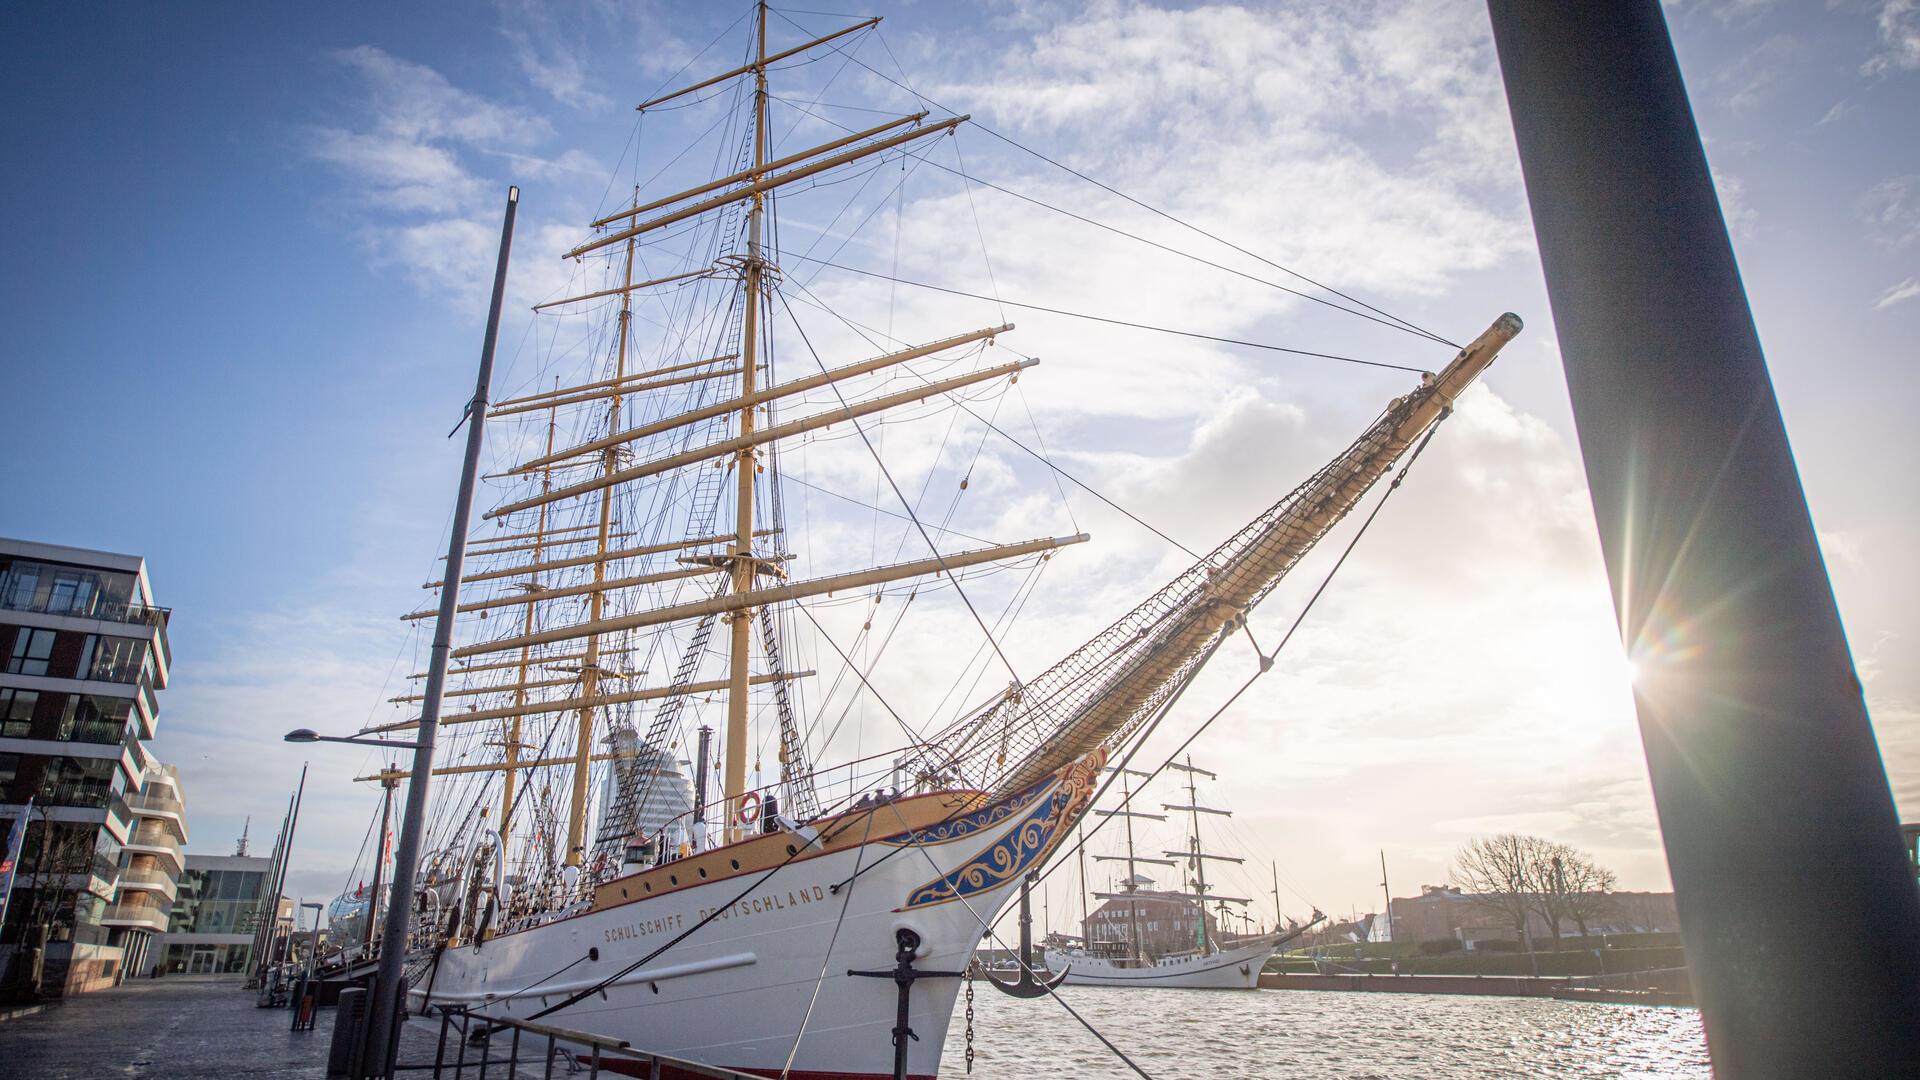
[986,870,1069,998]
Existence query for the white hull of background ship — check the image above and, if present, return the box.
[348,3,1523,1077]
[1041,759,1320,991]
[1045,933,1280,990]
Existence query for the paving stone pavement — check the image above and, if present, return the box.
[0,975,449,1080]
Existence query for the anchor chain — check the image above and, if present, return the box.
[964,967,976,1073]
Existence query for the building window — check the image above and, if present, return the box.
[1,688,37,737]
[0,563,40,610]
[44,572,98,616]
[57,696,129,745]
[79,635,147,684]
[6,628,56,676]
[36,756,119,810]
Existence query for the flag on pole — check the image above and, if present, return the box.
[0,798,34,929]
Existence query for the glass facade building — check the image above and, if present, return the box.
[156,854,274,974]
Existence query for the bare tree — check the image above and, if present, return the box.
[10,813,96,995]
[1451,834,1543,953]
[1548,845,1618,939]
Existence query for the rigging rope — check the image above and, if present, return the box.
[827,25,1459,348]
[1021,411,1455,899]
[774,290,1027,687]
[785,254,1427,373]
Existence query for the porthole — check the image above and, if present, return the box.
[698,867,708,879]
[669,875,678,886]
[730,859,740,870]
[786,844,798,856]
[643,882,652,893]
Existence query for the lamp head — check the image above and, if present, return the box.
[284,728,320,743]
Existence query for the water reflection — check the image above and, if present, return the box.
[942,987,1708,1078]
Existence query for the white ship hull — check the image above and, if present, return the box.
[1043,935,1279,990]
[417,756,1101,1079]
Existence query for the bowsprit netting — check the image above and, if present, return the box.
[926,314,1522,796]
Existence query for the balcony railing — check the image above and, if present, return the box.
[116,867,179,896]
[123,729,151,773]
[126,791,184,817]
[101,903,171,932]
[124,830,183,866]
[0,590,171,631]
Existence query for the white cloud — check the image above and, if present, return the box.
[1864,0,1920,75]
[332,45,554,147]
[264,0,1709,914]
[1713,167,1758,238]
[1874,276,1920,309]
[497,0,614,110]
[1861,174,1920,248]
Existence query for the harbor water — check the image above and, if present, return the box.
[939,986,1709,1078]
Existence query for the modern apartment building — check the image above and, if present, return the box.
[106,762,187,977]
[0,538,175,994]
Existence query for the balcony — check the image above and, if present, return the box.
[125,791,188,844]
[115,866,179,902]
[100,902,171,932]
[123,830,183,871]
[0,588,171,631]
[126,790,183,817]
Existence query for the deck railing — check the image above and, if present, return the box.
[424,1005,762,1080]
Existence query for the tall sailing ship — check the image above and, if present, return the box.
[353,5,1521,1077]
[1044,759,1317,989]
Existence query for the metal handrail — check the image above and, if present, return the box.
[0,592,171,627]
[424,1004,762,1079]
[102,903,170,929]
[125,829,183,863]
[126,791,184,816]
[117,866,177,890]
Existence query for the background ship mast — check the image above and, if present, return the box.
[1163,758,1244,951]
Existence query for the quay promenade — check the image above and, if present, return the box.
[0,976,439,1079]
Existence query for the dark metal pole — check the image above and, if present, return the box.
[256,767,306,982]
[362,185,520,1078]
[247,801,290,983]
[1485,3,1920,1072]
[692,725,713,822]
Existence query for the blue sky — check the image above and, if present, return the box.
[2,0,1914,920]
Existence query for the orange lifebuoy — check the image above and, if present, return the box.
[738,790,762,825]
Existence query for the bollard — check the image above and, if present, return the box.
[329,987,368,1076]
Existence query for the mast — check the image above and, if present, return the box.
[723,0,771,842]
[1183,756,1209,952]
[1076,823,1089,938]
[1271,864,1281,937]
[1120,770,1143,962]
[1379,850,1394,946]
[366,776,394,952]
[564,217,637,869]
[502,389,559,846]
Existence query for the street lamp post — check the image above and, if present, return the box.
[356,184,518,1080]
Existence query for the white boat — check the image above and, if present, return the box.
[1045,931,1282,990]
[1041,758,1317,990]
[344,3,1522,1074]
